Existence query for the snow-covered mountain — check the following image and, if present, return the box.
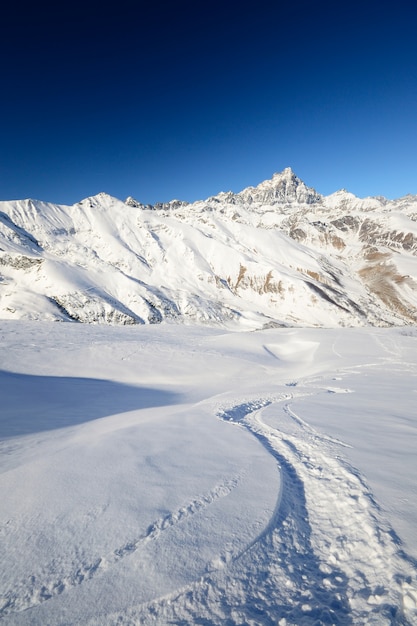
[1,167,417,327]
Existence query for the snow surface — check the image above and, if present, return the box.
[1,321,416,625]
[2,168,417,328]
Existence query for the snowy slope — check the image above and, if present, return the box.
[1,322,416,625]
[1,168,417,327]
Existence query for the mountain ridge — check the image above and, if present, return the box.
[1,169,416,328]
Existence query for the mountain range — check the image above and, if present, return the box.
[1,167,416,328]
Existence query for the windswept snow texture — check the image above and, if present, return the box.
[1,322,417,625]
[1,167,417,327]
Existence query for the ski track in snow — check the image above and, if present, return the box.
[2,327,417,625]
[0,475,242,618]
[90,396,417,626]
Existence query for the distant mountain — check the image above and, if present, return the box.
[1,168,416,327]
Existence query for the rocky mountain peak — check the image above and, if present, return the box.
[1,170,417,328]
[237,168,322,205]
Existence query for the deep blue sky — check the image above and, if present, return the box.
[1,0,417,204]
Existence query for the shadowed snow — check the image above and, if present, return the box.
[0,322,416,625]
[0,370,180,437]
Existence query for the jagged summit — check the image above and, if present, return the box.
[236,168,322,205]
[1,170,417,328]
[126,169,321,210]
[269,166,301,186]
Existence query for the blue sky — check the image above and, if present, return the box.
[1,1,417,204]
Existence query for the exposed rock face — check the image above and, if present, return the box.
[237,168,322,205]
[0,169,416,327]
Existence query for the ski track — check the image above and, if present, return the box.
[0,475,242,618]
[92,397,417,626]
[3,391,417,625]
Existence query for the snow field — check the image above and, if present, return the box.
[0,322,416,625]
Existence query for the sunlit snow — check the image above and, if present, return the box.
[1,168,417,328]
[1,321,416,625]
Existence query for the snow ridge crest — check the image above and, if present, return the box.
[1,168,417,328]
